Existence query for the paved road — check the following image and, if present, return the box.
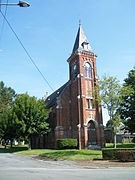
[0,153,135,180]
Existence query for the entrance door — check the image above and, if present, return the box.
[88,120,96,145]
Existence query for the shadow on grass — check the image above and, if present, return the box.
[40,149,102,160]
[0,146,28,153]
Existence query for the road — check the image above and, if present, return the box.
[0,153,135,180]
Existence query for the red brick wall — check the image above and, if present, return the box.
[32,51,105,149]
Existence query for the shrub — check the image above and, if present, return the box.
[102,148,135,161]
[102,148,116,160]
[117,150,135,162]
[57,138,77,149]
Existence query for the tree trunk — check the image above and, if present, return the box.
[114,134,117,149]
[10,139,13,148]
[4,140,6,149]
[110,115,114,143]
[0,139,2,148]
[28,136,31,150]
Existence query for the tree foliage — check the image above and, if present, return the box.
[0,81,16,114]
[0,81,50,148]
[0,108,24,147]
[0,81,16,145]
[94,75,122,148]
[95,75,121,127]
[13,93,50,148]
[99,75,121,122]
[120,67,135,133]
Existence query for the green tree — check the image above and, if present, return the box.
[0,81,16,114]
[0,81,16,146]
[13,93,50,149]
[0,108,24,148]
[120,67,135,133]
[95,75,122,148]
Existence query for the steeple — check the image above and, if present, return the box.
[72,23,93,54]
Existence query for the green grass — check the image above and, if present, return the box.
[39,149,102,160]
[17,149,102,160]
[1,143,134,161]
[0,146,102,160]
[0,145,28,153]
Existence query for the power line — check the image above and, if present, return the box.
[0,0,9,44]
[0,0,1,10]
[0,9,54,92]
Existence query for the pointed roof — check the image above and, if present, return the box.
[45,81,69,108]
[72,24,93,54]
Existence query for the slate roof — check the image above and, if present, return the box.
[72,24,93,54]
[45,81,69,108]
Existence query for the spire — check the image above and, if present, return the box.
[72,23,93,54]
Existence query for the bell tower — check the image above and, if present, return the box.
[67,24,105,149]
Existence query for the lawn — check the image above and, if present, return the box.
[0,145,28,153]
[0,146,102,160]
[16,149,102,160]
[39,149,102,160]
[0,143,135,161]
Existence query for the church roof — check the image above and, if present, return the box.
[72,24,93,54]
[45,81,69,108]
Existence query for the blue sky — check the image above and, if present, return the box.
[0,0,135,124]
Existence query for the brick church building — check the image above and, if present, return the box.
[31,24,105,149]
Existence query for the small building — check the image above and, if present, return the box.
[31,24,105,149]
[104,125,135,143]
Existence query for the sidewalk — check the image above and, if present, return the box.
[33,155,135,169]
[75,160,135,168]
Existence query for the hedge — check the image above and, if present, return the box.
[57,138,77,149]
[102,148,135,161]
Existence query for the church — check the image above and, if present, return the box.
[31,24,105,149]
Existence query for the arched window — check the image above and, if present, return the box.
[85,62,92,79]
[88,120,96,145]
[72,64,77,80]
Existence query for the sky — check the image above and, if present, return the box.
[0,0,135,125]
